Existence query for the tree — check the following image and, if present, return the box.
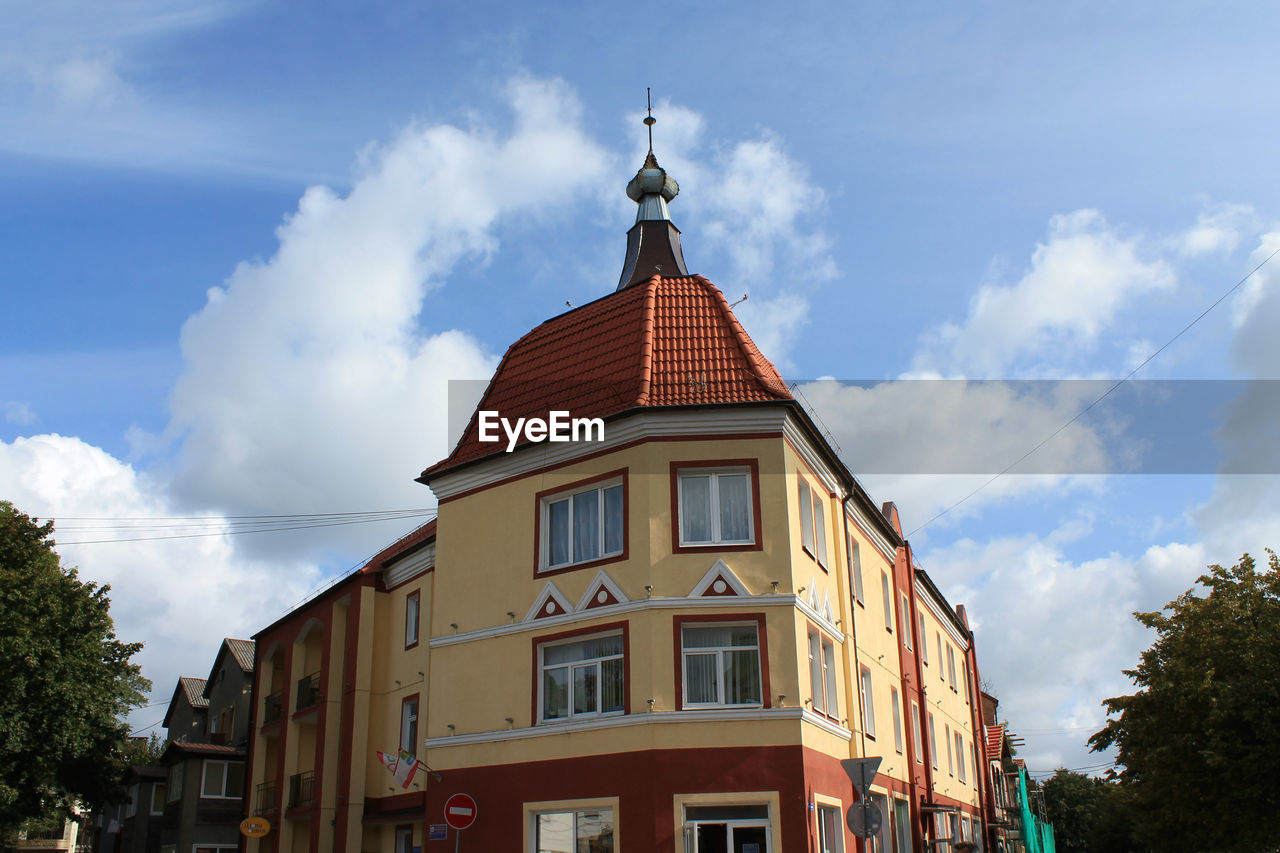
[1089,550,1280,852]
[119,732,167,766]
[0,501,150,834]
[1042,770,1138,853]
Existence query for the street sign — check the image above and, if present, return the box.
[840,757,882,797]
[846,798,883,839]
[444,793,478,830]
[428,824,448,841]
[239,816,271,838]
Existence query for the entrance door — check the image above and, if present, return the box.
[684,805,772,853]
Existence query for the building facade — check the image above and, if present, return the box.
[243,143,1046,853]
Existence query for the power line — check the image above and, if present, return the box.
[907,242,1280,537]
[55,509,436,545]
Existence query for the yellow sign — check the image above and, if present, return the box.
[240,816,271,838]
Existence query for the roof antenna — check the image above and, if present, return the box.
[729,294,749,309]
[645,87,656,154]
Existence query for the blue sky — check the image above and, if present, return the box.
[4,0,1280,777]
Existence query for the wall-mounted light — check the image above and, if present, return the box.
[771,581,779,593]
[505,717,514,729]
[394,680,401,687]
[644,585,653,598]
[777,694,787,707]
[646,698,655,712]
[417,671,424,679]
[797,586,806,595]
[507,612,516,622]
[447,724,455,734]
[450,623,458,633]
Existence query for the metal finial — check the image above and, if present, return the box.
[644,87,656,153]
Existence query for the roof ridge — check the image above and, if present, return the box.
[636,276,659,405]
[693,275,791,400]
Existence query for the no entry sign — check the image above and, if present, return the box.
[444,793,478,830]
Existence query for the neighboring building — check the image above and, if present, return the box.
[244,138,1018,852]
[12,806,90,853]
[115,766,167,853]
[981,692,1058,853]
[156,638,255,853]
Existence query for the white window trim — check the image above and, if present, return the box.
[150,783,165,815]
[405,591,420,647]
[677,467,755,547]
[400,695,419,754]
[198,760,242,800]
[890,687,903,754]
[807,629,838,718]
[681,622,763,709]
[911,702,923,763]
[683,802,774,853]
[900,594,913,650]
[531,805,616,852]
[859,666,876,738]
[847,534,864,605]
[540,477,625,571]
[881,572,893,633]
[538,631,626,723]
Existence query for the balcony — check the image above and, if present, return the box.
[255,781,280,815]
[287,771,315,810]
[262,691,283,726]
[295,673,321,713]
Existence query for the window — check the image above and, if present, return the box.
[946,724,954,775]
[395,826,413,853]
[808,629,838,717]
[541,477,624,570]
[684,804,771,853]
[947,644,958,692]
[919,612,928,664]
[126,784,139,818]
[956,733,967,783]
[929,714,938,769]
[817,803,844,853]
[900,594,913,650]
[881,572,893,632]
[859,666,876,738]
[678,467,754,547]
[400,696,419,754]
[535,807,614,852]
[963,662,971,704]
[166,763,183,802]
[799,479,814,555]
[200,760,244,799]
[540,633,625,721]
[911,701,923,763]
[892,798,912,853]
[150,783,165,815]
[890,687,903,753]
[865,793,891,853]
[797,477,829,568]
[846,533,864,605]
[937,633,944,680]
[682,623,762,707]
[405,591,420,648]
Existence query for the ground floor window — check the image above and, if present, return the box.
[864,793,891,853]
[817,803,844,853]
[395,826,414,853]
[534,807,614,853]
[684,804,772,853]
[892,797,912,853]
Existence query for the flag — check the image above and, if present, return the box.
[376,748,425,789]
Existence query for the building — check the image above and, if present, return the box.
[245,135,1020,852]
[980,694,1057,853]
[155,638,255,853]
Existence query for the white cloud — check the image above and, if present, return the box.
[154,77,610,552]
[0,433,322,727]
[927,533,1206,773]
[913,209,1175,377]
[1176,202,1258,256]
[3,401,35,425]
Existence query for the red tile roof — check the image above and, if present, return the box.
[179,677,209,709]
[164,741,245,757]
[225,638,255,673]
[420,275,791,480]
[362,518,437,573]
[985,724,1005,760]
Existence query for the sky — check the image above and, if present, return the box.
[4,0,1280,780]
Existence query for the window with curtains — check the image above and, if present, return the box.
[400,696,418,754]
[539,633,625,722]
[807,628,838,717]
[846,532,864,605]
[541,478,624,571]
[678,468,754,547]
[797,477,828,567]
[859,666,876,738]
[681,623,761,708]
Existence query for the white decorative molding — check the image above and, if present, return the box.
[383,542,435,589]
[689,559,751,598]
[428,408,788,501]
[524,581,575,623]
[575,569,631,611]
[796,595,845,644]
[807,577,819,610]
[432,594,798,648]
[424,705,850,749]
[821,588,833,624]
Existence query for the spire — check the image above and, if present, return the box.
[617,90,689,290]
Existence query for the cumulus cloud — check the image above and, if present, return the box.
[0,433,322,728]
[926,532,1206,773]
[148,77,623,558]
[1176,202,1258,256]
[913,209,1175,378]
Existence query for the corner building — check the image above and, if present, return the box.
[411,152,991,852]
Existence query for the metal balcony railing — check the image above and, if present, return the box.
[255,780,279,815]
[295,673,321,712]
[262,690,283,725]
[287,771,315,810]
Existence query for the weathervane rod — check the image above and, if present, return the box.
[645,87,655,153]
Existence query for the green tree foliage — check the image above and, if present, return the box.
[0,501,150,833]
[119,733,167,766]
[1042,770,1137,853]
[1089,550,1280,852]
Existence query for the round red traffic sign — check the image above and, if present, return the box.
[444,793,478,830]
